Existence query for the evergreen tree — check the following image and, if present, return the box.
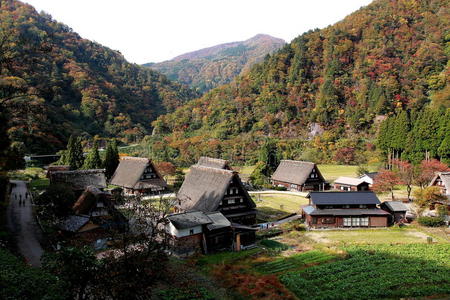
[83,140,102,169]
[258,138,280,177]
[67,135,84,170]
[391,111,410,158]
[104,139,119,179]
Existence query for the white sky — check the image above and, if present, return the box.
[23,0,373,64]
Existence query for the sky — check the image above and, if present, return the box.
[23,0,373,64]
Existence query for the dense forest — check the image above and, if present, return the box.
[144,34,286,94]
[148,0,449,166]
[0,0,199,154]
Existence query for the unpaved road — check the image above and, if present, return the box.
[6,180,44,267]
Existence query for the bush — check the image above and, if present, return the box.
[273,186,287,191]
[417,216,445,227]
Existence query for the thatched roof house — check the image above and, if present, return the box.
[271,160,328,191]
[110,157,167,196]
[177,165,256,225]
[49,169,107,192]
[196,156,231,170]
[429,172,450,195]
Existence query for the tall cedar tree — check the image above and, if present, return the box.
[258,138,280,177]
[67,135,84,170]
[83,140,102,169]
[104,140,119,179]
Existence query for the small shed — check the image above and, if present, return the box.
[334,177,370,191]
[380,201,408,224]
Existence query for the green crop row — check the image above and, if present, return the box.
[280,244,450,300]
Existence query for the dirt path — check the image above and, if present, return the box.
[6,180,44,267]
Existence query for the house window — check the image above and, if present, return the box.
[189,229,194,235]
[343,218,352,226]
[361,217,369,226]
[343,205,350,208]
[321,217,335,224]
[312,217,317,224]
[228,199,235,204]
[352,218,361,226]
[359,205,367,208]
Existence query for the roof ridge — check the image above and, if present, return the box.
[120,156,149,162]
[191,165,235,174]
[280,160,314,164]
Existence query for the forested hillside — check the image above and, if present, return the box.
[149,0,449,165]
[0,0,198,153]
[144,34,286,93]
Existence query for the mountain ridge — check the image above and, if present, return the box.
[144,34,286,93]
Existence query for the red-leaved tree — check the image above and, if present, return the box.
[392,159,414,202]
[372,169,403,200]
[415,159,449,188]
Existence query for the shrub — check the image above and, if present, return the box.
[273,186,287,191]
[417,216,445,227]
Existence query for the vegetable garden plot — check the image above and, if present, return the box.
[255,250,338,274]
[280,244,450,300]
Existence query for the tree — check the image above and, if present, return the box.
[334,147,356,165]
[66,135,84,170]
[413,186,446,209]
[356,165,369,177]
[372,170,402,200]
[414,159,449,188]
[35,184,76,217]
[83,140,102,169]
[258,138,280,177]
[42,246,98,300]
[392,159,414,201]
[104,139,119,179]
[155,161,176,181]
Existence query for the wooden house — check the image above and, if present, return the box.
[334,177,370,191]
[196,156,231,170]
[58,186,128,243]
[177,165,257,226]
[46,165,70,178]
[271,160,329,192]
[359,172,378,186]
[166,210,256,256]
[380,201,408,225]
[429,172,450,196]
[49,169,107,196]
[110,157,167,196]
[302,191,390,229]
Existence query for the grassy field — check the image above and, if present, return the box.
[317,164,378,182]
[252,193,308,221]
[304,227,431,245]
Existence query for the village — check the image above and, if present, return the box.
[4,144,449,299]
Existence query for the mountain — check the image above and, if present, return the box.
[150,0,449,165]
[144,34,286,93]
[0,0,199,153]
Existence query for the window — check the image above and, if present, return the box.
[343,205,350,208]
[228,199,235,204]
[321,217,335,224]
[352,218,361,226]
[361,217,369,226]
[343,218,351,226]
[359,205,367,208]
[189,229,194,235]
[312,217,317,224]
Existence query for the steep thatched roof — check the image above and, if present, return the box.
[72,186,109,215]
[49,169,106,190]
[429,172,450,192]
[110,157,167,190]
[271,160,323,185]
[177,165,255,212]
[196,156,231,170]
